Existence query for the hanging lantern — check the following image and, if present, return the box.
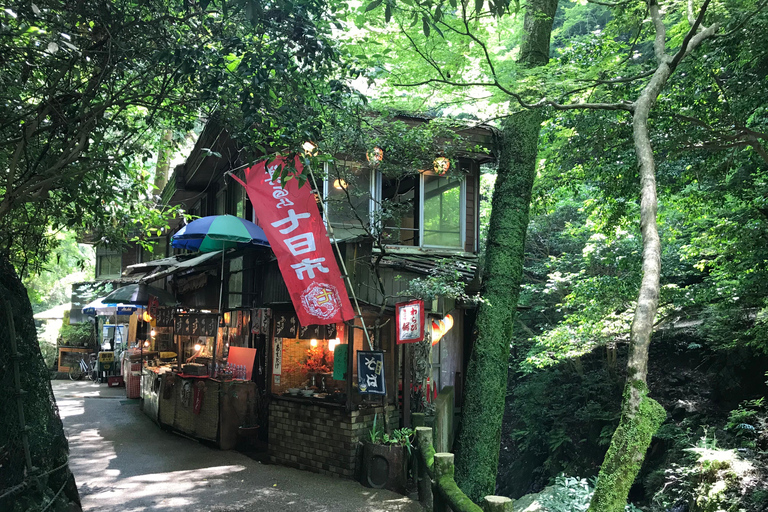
[366,146,384,165]
[431,314,454,345]
[302,141,317,156]
[433,156,450,175]
[333,178,348,190]
[142,310,152,323]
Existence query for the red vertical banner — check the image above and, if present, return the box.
[231,156,355,326]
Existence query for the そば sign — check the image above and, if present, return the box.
[357,350,385,395]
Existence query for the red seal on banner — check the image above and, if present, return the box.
[300,282,342,320]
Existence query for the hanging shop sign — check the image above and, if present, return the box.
[273,336,283,378]
[232,156,355,326]
[176,314,218,337]
[396,299,425,344]
[155,307,174,328]
[273,310,337,339]
[252,308,272,335]
[357,350,386,395]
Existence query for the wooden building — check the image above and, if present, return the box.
[110,114,495,479]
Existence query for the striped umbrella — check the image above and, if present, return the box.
[171,214,269,252]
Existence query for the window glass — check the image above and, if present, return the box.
[326,165,371,230]
[141,238,168,262]
[233,178,246,218]
[380,174,418,246]
[215,189,226,215]
[423,174,462,247]
[96,253,121,278]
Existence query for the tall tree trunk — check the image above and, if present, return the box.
[454,0,558,501]
[588,3,718,510]
[0,255,80,511]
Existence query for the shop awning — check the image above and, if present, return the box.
[81,297,139,316]
[139,250,223,283]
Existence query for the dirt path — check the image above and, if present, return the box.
[54,380,422,512]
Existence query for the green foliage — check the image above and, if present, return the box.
[37,340,58,370]
[506,361,623,482]
[58,315,95,348]
[538,475,641,512]
[726,398,765,446]
[367,413,415,453]
[402,259,485,304]
[1,0,353,273]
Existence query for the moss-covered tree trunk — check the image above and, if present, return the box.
[454,112,543,501]
[454,0,558,502]
[587,4,718,510]
[0,255,80,511]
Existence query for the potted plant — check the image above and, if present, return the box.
[360,413,414,495]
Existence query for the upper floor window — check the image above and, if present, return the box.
[215,188,226,215]
[324,162,374,232]
[96,249,122,279]
[324,162,469,251]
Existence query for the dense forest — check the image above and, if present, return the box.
[2,0,767,510]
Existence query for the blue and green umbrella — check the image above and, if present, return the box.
[171,214,270,253]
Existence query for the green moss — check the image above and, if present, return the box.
[455,111,544,502]
[436,474,485,512]
[588,381,667,512]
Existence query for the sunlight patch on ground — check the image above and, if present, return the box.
[57,398,84,419]
[83,465,248,510]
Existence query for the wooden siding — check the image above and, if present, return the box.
[464,160,478,253]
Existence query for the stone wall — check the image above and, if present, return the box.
[268,397,398,479]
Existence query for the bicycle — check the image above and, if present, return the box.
[68,354,97,381]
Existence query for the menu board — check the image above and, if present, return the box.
[175,314,218,337]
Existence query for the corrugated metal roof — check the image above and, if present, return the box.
[140,250,223,283]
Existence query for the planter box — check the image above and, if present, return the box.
[360,441,407,495]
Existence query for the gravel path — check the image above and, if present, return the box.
[54,380,422,512]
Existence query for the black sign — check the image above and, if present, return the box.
[156,307,174,328]
[357,350,386,395]
[175,314,217,337]
[273,311,336,340]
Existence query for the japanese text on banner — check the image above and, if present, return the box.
[231,156,355,326]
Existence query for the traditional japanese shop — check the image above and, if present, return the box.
[139,307,260,449]
[266,308,398,479]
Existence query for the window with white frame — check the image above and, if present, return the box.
[323,164,466,250]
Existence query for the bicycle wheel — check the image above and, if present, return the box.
[68,364,84,381]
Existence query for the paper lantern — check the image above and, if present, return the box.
[366,146,384,165]
[431,314,454,345]
[433,156,450,175]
